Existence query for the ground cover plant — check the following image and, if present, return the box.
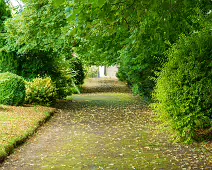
[0,104,55,162]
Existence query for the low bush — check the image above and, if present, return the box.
[153,28,212,143]
[25,77,57,106]
[0,72,25,106]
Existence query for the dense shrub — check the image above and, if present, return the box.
[153,28,212,142]
[116,1,209,99]
[14,51,61,80]
[0,72,25,106]
[0,50,74,99]
[71,58,85,85]
[25,77,57,106]
[54,74,73,99]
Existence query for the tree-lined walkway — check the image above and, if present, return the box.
[0,79,211,169]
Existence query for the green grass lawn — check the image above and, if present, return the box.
[0,105,55,162]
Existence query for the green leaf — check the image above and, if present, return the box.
[98,0,105,7]
[53,0,65,7]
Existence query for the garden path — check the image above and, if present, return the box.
[0,78,211,169]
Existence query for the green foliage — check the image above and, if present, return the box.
[0,0,11,31]
[0,0,13,65]
[4,0,67,53]
[0,52,18,74]
[0,72,25,106]
[153,28,212,143]
[63,0,211,99]
[116,0,209,98]
[17,51,63,80]
[25,77,57,106]
[85,66,98,78]
[2,0,84,99]
[71,58,85,85]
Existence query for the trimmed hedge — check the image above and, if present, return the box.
[0,72,25,106]
[25,77,57,106]
[153,28,212,142]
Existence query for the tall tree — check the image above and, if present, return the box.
[3,0,85,97]
[0,0,11,41]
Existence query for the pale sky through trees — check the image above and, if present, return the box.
[10,0,23,7]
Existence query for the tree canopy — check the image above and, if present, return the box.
[59,0,211,97]
[1,0,85,98]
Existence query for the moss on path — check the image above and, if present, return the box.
[0,80,211,169]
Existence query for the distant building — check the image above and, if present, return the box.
[98,66,118,78]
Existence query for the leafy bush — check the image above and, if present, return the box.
[0,72,25,106]
[54,75,73,99]
[71,58,85,85]
[25,77,57,106]
[153,28,212,142]
[85,66,98,78]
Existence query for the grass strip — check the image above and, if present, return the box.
[0,105,55,162]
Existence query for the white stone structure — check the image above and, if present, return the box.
[98,66,118,78]
[99,66,106,77]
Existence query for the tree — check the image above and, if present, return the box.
[0,0,11,46]
[60,0,211,98]
[0,0,16,73]
[3,0,85,98]
[0,0,11,30]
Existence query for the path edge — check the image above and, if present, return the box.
[0,109,56,164]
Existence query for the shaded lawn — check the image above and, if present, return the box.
[0,105,55,162]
